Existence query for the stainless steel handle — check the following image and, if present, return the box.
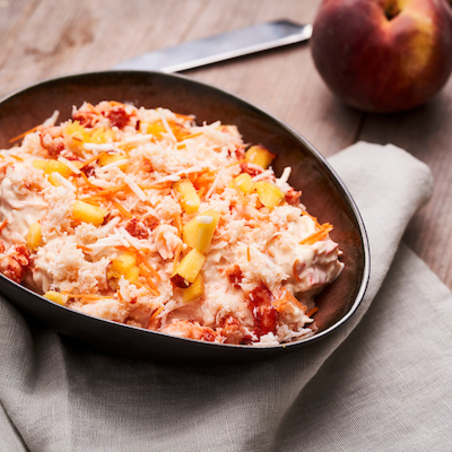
[113,20,312,73]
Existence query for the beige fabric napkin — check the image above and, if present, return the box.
[1,142,451,452]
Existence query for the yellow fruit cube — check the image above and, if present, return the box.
[230,173,254,194]
[182,209,220,254]
[32,159,47,171]
[44,160,73,178]
[47,172,62,187]
[72,200,107,226]
[26,222,42,251]
[43,291,68,306]
[255,181,284,208]
[171,248,206,287]
[146,122,167,137]
[245,145,276,169]
[183,274,204,303]
[33,159,73,179]
[173,178,200,214]
[64,121,88,140]
[112,251,137,274]
[125,266,140,284]
[89,127,114,144]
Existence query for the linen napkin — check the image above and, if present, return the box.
[1,142,451,452]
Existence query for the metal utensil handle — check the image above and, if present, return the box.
[113,20,312,73]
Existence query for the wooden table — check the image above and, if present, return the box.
[2,0,451,288]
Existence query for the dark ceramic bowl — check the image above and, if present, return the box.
[0,71,369,363]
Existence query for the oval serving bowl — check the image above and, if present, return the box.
[0,71,369,363]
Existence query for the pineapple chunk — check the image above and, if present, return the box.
[64,122,114,144]
[90,127,114,144]
[33,159,72,178]
[173,178,200,214]
[47,172,62,187]
[229,173,254,194]
[171,248,206,288]
[245,145,276,169]
[43,291,68,306]
[255,181,284,208]
[182,209,220,254]
[31,159,72,178]
[125,266,140,284]
[146,122,167,137]
[183,274,204,303]
[31,159,47,171]
[98,153,128,168]
[106,252,139,288]
[44,160,72,178]
[26,222,42,251]
[64,121,89,141]
[112,251,137,274]
[72,200,107,226]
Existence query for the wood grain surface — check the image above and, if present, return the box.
[0,0,451,288]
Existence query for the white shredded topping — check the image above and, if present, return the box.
[197,215,213,224]
[279,167,292,184]
[83,143,117,151]
[124,176,146,202]
[43,110,60,126]
[50,172,76,191]
[252,169,273,182]
[0,100,344,347]
[157,108,177,142]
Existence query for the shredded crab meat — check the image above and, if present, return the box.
[0,101,344,346]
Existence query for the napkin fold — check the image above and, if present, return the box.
[1,142,451,452]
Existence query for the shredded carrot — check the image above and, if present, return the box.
[80,151,108,169]
[117,291,124,304]
[147,305,165,327]
[95,183,128,197]
[133,280,158,297]
[173,211,182,235]
[247,246,251,262]
[0,219,8,233]
[302,210,321,229]
[179,131,203,141]
[299,223,333,246]
[273,289,305,313]
[226,158,245,169]
[138,263,161,296]
[136,252,162,283]
[76,244,93,253]
[80,172,101,189]
[173,245,182,272]
[112,200,133,219]
[306,306,318,317]
[10,155,23,161]
[80,183,129,204]
[9,125,40,143]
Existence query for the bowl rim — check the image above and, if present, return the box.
[0,69,371,352]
